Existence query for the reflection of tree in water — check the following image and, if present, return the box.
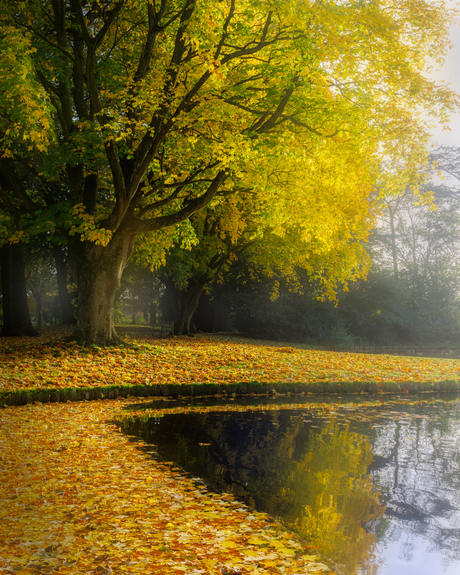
[121,410,384,574]
[292,420,384,574]
[367,406,460,565]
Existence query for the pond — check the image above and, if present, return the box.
[119,395,460,575]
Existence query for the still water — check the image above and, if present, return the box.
[119,396,460,574]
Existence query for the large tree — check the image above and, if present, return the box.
[0,0,456,344]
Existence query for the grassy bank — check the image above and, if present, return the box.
[1,329,460,405]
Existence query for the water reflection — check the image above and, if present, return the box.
[364,405,460,574]
[292,420,384,573]
[119,398,460,574]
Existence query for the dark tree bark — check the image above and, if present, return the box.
[53,245,76,325]
[177,282,206,334]
[196,291,214,333]
[164,278,207,335]
[70,232,135,345]
[387,205,399,280]
[30,286,43,327]
[0,243,39,337]
[149,302,157,326]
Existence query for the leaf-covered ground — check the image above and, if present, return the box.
[2,331,458,574]
[0,399,332,575]
[1,330,460,395]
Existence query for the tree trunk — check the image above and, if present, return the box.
[31,287,43,327]
[149,302,157,326]
[53,244,76,325]
[176,282,207,335]
[0,243,39,337]
[164,279,207,335]
[388,205,399,280]
[70,233,135,345]
[196,290,214,333]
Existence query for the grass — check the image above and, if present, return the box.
[1,327,460,406]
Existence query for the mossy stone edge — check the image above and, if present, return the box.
[2,379,460,406]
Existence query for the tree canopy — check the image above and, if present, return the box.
[144,145,377,334]
[0,0,457,344]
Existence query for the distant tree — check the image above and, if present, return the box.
[204,261,338,342]
[430,146,460,194]
[118,263,163,325]
[337,272,416,344]
[24,243,56,327]
[22,238,76,327]
[52,244,76,326]
[216,180,460,345]
[369,185,460,342]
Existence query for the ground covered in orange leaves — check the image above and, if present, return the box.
[0,330,459,395]
[0,398,333,575]
[2,330,459,574]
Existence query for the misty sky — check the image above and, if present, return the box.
[429,14,460,147]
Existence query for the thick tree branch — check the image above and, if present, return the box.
[49,0,74,134]
[213,0,235,60]
[250,79,297,133]
[131,0,197,178]
[129,7,294,200]
[132,1,166,85]
[125,170,228,233]
[135,187,183,218]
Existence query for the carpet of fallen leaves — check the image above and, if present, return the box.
[0,399,333,575]
[1,331,460,393]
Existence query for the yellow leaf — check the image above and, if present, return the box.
[247,536,266,545]
[242,549,260,557]
[278,547,296,555]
